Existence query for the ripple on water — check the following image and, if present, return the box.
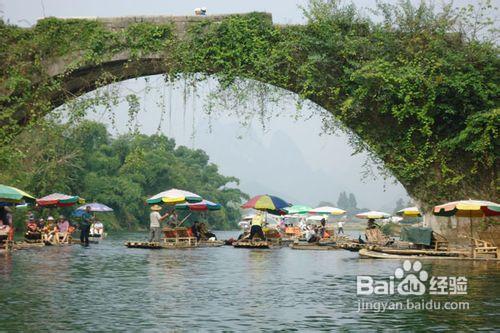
[0,232,499,331]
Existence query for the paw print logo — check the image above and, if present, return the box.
[395,260,428,296]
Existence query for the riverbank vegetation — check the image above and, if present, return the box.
[0,119,248,230]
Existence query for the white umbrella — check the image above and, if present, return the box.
[146,188,202,205]
[356,211,391,219]
[306,215,328,222]
[309,206,346,215]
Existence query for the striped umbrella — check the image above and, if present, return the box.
[434,199,500,256]
[309,206,346,215]
[0,184,35,205]
[37,193,84,207]
[433,200,500,218]
[241,194,291,215]
[147,188,202,205]
[175,200,221,212]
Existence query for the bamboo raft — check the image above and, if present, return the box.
[359,249,500,261]
[290,243,339,251]
[233,240,270,249]
[197,240,224,248]
[125,241,197,249]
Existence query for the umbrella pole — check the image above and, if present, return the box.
[178,213,192,227]
[470,211,474,258]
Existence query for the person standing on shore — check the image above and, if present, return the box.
[149,205,172,243]
[80,206,93,246]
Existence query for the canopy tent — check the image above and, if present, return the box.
[146,188,202,205]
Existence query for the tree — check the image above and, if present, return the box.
[337,191,349,210]
[348,193,357,211]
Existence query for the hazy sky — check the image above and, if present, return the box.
[3,0,485,211]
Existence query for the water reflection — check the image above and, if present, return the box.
[0,232,499,331]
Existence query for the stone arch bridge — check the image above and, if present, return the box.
[0,11,497,225]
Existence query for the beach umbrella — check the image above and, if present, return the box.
[0,184,35,205]
[241,194,291,215]
[76,202,114,212]
[309,206,346,215]
[433,199,500,256]
[397,206,421,217]
[433,200,500,218]
[175,200,221,211]
[283,205,312,215]
[146,188,202,205]
[36,193,84,207]
[306,215,328,222]
[355,211,391,219]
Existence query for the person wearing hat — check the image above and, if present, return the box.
[42,216,58,244]
[149,205,172,243]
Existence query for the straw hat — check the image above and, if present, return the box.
[47,216,55,221]
[150,205,162,211]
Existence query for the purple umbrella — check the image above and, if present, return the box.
[76,202,113,212]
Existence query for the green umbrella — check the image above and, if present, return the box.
[0,184,36,205]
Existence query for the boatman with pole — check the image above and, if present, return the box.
[249,211,266,241]
[149,205,173,243]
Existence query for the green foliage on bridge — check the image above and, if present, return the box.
[0,0,498,208]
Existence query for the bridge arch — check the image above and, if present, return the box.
[1,10,497,214]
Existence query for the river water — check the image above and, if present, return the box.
[0,231,499,332]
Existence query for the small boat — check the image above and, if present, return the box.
[359,248,500,261]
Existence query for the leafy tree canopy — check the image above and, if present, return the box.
[0,119,248,230]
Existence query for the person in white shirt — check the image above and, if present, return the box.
[149,205,172,242]
[337,221,345,235]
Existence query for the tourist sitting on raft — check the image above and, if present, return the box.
[90,220,104,238]
[197,222,217,241]
[191,221,201,241]
[37,217,45,229]
[25,217,42,241]
[305,225,320,243]
[42,216,59,244]
[57,215,70,243]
